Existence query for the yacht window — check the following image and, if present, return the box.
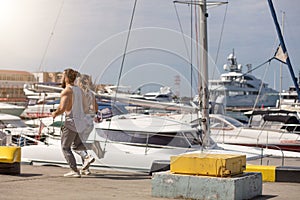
[246,84,255,88]
[165,132,190,148]
[98,129,131,143]
[157,95,169,98]
[210,118,229,128]
[223,116,244,127]
[244,76,253,80]
[144,94,157,98]
[97,129,191,148]
[183,132,202,145]
[210,115,244,128]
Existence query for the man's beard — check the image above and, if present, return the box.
[62,79,66,88]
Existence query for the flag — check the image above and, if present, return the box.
[35,120,46,143]
[274,45,288,64]
[34,120,45,143]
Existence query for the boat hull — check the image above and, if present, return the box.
[219,142,300,152]
[210,94,279,108]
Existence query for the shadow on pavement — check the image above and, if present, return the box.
[18,173,44,177]
[84,173,151,180]
[251,195,278,200]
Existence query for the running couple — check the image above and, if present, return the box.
[52,68,98,178]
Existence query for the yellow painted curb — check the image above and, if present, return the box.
[0,146,21,163]
[245,165,276,182]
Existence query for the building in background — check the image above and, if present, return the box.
[0,70,65,105]
[0,70,36,104]
[0,70,101,106]
[32,72,63,85]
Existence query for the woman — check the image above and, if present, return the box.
[75,74,98,175]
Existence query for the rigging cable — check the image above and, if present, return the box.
[214,1,228,65]
[38,0,65,72]
[173,2,191,59]
[190,2,193,100]
[106,0,138,151]
[252,61,271,110]
[194,3,199,83]
[174,1,199,100]
[174,1,199,119]
[242,58,273,76]
[212,1,228,79]
[114,0,138,102]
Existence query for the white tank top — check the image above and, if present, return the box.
[64,86,92,133]
[65,86,85,119]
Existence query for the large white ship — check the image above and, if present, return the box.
[209,51,279,109]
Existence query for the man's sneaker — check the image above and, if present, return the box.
[64,170,81,178]
[80,169,91,175]
[82,156,95,170]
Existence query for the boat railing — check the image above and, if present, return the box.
[0,133,12,146]
[0,132,44,147]
[260,145,285,166]
[11,134,45,146]
[279,123,300,135]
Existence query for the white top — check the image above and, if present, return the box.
[65,86,92,133]
[65,86,85,119]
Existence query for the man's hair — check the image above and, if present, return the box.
[64,68,79,83]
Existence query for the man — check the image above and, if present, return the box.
[52,68,94,178]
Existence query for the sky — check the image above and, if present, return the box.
[0,0,299,96]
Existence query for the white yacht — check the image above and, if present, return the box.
[0,102,25,117]
[0,113,39,146]
[21,100,59,119]
[209,114,300,152]
[164,112,300,153]
[209,51,279,108]
[21,113,207,173]
[276,85,300,111]
[21,83,61,119]
[142,86,174,102]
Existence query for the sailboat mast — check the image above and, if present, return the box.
[199,0,210,148]
[267,0,300,101]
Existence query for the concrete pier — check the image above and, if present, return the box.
[0,163,299,200]
[152,172,262,200]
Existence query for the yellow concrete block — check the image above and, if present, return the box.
[170,153,246,177]
[245,165,276,182]
[0,146,21,163]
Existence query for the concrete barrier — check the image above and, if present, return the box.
[152,171,262,200]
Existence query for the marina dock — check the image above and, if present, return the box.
[0,157,299,200]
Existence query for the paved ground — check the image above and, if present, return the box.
[0,156,299,200]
